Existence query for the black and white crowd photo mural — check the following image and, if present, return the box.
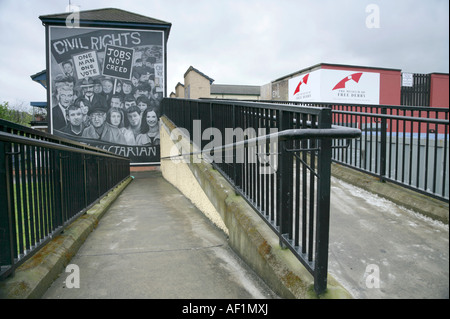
[48,26,164,164]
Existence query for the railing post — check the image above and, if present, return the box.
[380,107,387,182]
[314,136,332,295]
[278,110,293,248]
[314,107,333,295]
[0,142,15,278]
[97,157,101,199]
[232,103,242,193]
[82,154,88,209]
[53,149,64,230]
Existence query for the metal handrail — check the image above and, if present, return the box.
[162,97,362,295]
[0,131,128,160]
[255,99,450,113]
[161,126,361,161]
[332,110,449,125]
[0,118,121,158]
[0,122,130,280]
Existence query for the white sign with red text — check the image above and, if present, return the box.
[288,70,321,102]
[289,69,380,104]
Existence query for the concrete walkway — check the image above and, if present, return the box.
[41,169,449,299]
[42,170,279,299]
[328,177,449,299]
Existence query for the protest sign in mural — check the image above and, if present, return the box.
[72,50,100,79]
[102,45,134,80]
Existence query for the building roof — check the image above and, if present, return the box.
[39,8,172,30]
[272,62,402,83]
[30,70,47,89]
[210,84,260,96]
[184,66,214,84]
[30,102,47,108]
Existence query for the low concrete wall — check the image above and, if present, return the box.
[0,177,133,299]
[160,116,351,299]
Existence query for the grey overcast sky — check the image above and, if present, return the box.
[0,0,448,110]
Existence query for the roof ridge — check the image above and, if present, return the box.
[39,7,171,26]
[184,66,214,84]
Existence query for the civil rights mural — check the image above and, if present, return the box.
[48,26,164,164]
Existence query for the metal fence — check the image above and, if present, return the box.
[0,119,130,279]
[161,98,361,295]
[331,104,449,202]
[257,101,449,202]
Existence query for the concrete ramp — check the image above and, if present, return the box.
[328,176,449,299]
[42,170,279,299]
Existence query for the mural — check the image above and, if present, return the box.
[48,26,164,164]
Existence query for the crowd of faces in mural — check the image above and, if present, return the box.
[52,45,162,147]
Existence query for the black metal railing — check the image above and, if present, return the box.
[255,101,449,202]
[161,98,361,295]
[0,119,130,279]
[331,104,449,202]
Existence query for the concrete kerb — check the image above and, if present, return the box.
[331,163,449,224]
[0,176,133,299]
[160,116,352,299]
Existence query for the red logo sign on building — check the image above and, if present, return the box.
[332,72,363,90]
[293,73,310,95]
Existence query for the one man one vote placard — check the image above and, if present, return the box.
[73,50,100,79]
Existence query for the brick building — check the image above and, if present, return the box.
[171,66,261,100]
